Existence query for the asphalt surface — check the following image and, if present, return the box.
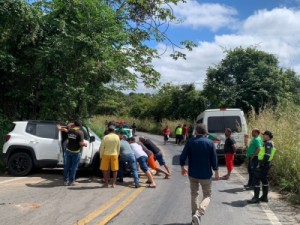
[0,132,299,225]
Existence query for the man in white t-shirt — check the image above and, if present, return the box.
[129,137,156,188]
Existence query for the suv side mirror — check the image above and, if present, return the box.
[90,136,95,143]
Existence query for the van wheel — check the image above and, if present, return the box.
[8,152,33,176]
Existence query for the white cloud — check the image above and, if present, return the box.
[171,0,239,31]
[134,6,300,93]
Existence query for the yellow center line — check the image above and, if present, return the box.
[96,187,145,225]
[75,188,131,225]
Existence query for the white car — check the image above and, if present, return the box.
[2,120,102,176]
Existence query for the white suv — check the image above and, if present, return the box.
[2,120,102,176]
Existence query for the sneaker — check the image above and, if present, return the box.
[192,214,201,225]
[63,181,69,186]
[69,181,76,186]
[135,184,141,188]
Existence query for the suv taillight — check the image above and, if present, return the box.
[5,135,11,142]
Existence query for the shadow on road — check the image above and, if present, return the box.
[163,223,192,225]
[219,187,245,194]
[222,200,248,207]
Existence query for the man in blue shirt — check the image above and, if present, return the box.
[180,124,219,225]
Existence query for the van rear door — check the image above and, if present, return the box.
[207,115,244,153]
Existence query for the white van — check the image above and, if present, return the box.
[195,108,248,162]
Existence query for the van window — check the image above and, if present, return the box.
[207,116,242,133]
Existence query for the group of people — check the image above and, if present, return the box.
[245,128,276,204]
[162,124,189,145]
[58,119,276,225]
[99,123,171,188]
[180,124,276,225]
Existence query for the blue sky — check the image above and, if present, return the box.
[137,0,300,92]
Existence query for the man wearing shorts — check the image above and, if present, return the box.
[139,137,171,177]
[222,128,236,180]
[99,125,120,188]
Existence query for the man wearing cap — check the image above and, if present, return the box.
[248,130,276,204]
[222,128,236,180]
[244,128,263,188]
[99,124,120,188]
[57,120,87,186]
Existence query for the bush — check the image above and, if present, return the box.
[0,115,13,173]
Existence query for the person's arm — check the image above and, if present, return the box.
[99,138,105,159]
[79,131,87,147]
[79,140,87,147]
[117,139,120,156]
[251,139,262,160]
[231,139,236,152]
[180,143,189,176]
[56,124,68,133]
[210,142,219,180]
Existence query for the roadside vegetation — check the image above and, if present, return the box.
[248,102,300,204]
[89,115,190,139]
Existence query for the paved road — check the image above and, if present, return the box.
[0,132,299,225]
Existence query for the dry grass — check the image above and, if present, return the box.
[247,103,300,201]
[89,116,190,138]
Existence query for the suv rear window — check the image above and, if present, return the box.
[207,116,242,133]
[26,122,58,139]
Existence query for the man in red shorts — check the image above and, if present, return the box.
[222,128,236,180]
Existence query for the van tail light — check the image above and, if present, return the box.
[244,134,249,146]
[5,135,11,142]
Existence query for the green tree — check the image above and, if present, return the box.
[202,47,299,112]
[0,0,194,121]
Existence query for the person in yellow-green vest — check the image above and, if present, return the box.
[175,124,183,145]
[248,130,276,204]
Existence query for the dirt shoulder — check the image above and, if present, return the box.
[235,165,300,224]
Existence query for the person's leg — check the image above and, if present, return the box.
[248,167,261,203]
[117,157,125,182]
[260,164,270,202]
[63,151,71,184]
[148,154,170,178]
[69,152,81,184]
[198,179,212,216]
[110,155,119,188]
[156,152,171,176]
[138,156,156,187]
[188,176,200,216]
[100,155,110,187]
[250,157,259,186]
[223,154,234,179]
[102,170,109,187]
[128,153,140,187]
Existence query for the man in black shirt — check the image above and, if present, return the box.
[139,137,171,178]
[57,120,87,186]
[222,128,236,180]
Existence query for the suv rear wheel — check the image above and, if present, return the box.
[8,152,33,176]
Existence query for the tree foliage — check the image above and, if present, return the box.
[202,47,300,112]
[0,0,192,121]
